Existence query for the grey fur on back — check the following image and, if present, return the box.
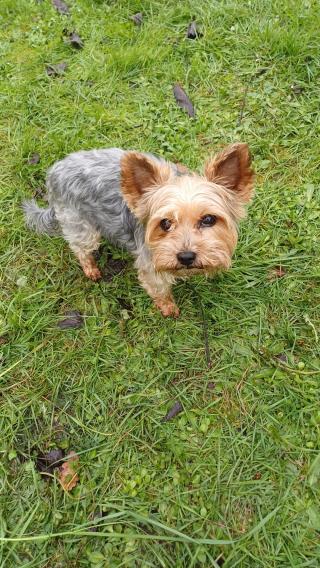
[22,147,181,262]
[47,148,144,252]
[23,148,145,253]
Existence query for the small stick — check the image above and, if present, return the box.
[237,81,250,127]
[237,67,268,127]
[199,301,212,369]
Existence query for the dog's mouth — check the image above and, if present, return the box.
[154,254,230,274]
[163,262,222,274]
[179,264,203,270]
[168,264,207,272]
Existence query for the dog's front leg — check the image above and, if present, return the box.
[138,268,179,317]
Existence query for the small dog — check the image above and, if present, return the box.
[23,143,254,316]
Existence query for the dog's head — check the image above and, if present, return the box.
[120,143,254,275]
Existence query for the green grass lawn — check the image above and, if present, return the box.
[1,0,320,566]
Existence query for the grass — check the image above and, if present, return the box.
[1,0,320,565]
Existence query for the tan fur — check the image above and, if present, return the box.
[121,143,254,316]
[138,268,179,317]
[205,143,254,203]
[143,179,238,274]
[121,152,172,214]
[78,255,102,281]
[175,162,189,175]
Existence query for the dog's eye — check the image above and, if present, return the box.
[160,218,172,231]
[200,215,217,227]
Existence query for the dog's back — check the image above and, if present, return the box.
[46,148,124,208]
[23,148,144,253]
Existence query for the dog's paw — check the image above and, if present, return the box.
[84,266,102,281]
[155,299,180,318]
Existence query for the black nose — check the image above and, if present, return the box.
[177,251,196,266]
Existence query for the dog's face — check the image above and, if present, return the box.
[121,144,254,275]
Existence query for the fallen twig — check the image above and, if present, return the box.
[199,301,212,369]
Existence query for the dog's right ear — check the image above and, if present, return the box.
[205,143,254,203]
[121,152,171,216]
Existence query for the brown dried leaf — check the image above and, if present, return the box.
[186,21,201,39]
[291,84,304,95]
[28,153,40,165]
[268,266,286,280]
[101,258,127,282]
[275,353,288,364]
[161,401,183,423]
[57,310,83,329]
[173,84,195,118]
[58,451,79,491]
[255,67,269,77]
[36,449,64,474]
[46,62,67,77]
[88,511,103,532]
[131,12,143,26]
[33,187,47,199]
[69,31,84,49]
[117,297,133,312]
[52,0,69,15]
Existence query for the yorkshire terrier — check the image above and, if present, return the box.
[23,143,254,317]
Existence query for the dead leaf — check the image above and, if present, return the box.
[291,84,304,95]
[255,67,269,77]
[117,297,133,312]
[52,0,69,15]
[275,353,288,364]
[57,310,83,329]
[58,451,79,491]
[268,266,286,280]
[131,12,143,26]
[46,62,67,77]
[161,401,183,423]
[88,511,103,532]
[173,84,195,118]
[36,449,64,474]
[0,336,8,345]
[186,21,201,39]
[27,153,40,165]
[33,187,47,200]
[101,258,127,282]
[69,31,84,49]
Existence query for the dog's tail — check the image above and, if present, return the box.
[22,200,59,235]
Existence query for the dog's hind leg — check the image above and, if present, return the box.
[55,208,102,281]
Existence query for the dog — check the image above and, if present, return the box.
[23,143,254,317]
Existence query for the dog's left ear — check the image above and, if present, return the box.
[205,143,254,203]
[121,152,171,215]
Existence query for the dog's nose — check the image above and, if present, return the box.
[177,251,196,266]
